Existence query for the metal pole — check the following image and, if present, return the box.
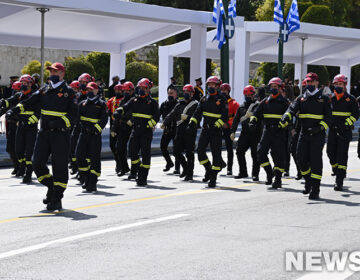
[277,0,285,79]
[220,0,229,83]
[300,36,307,93]
[37,8,49,86]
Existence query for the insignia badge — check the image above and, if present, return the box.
[57,93,63,98]
[346,98,350,102]
[64,93,68,98]
[216,101,220,106]
[318,99,324,103]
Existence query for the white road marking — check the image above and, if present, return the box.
[297,268,354,280]
[0,214,189,260]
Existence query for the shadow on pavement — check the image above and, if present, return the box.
[21,210,98,221]
[308,197,360,207]
[216,186,251,192]
[76,190,124,197]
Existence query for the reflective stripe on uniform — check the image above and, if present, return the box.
[285,112,292,120]
[260,162,270,167]
[80,116,100,123]
[274,167,285,173]
[94,124,102,133]
[26,161,32,165]
[78,167,90,172]
[319,121,328,130]
[38,173,52,182]
[190,117,198,124]
[331,163,338,168]
[301,168,311,176]
[41,109,67,117]
[54,181,67,189]
[311,173,322,180]
[90,169,101,177]
[72,157,76,162]
[332,111,351,117]
[140,164,151,169]
[20,111,34,115]
[4,100,9,108]
[200,159,209,165]
[203,112,221,118]
[132,113,152,119]
[17,103,24,113]
[263,114,282,119]
[250,116,257,122]
[350,116,357,122]
[61,116,71,128]
[338,165,347,170]
[131,159,141,164]
[298,114,324,120]
[18,158,26,163]
[212,165,221,171]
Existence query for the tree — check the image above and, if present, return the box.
[21,60,52,80]
[64,57,96,82]
[126,61,158,85]
[307,65,329,85]
[85,52,110,81]
[301,5,334,26]
[126,51,138,64]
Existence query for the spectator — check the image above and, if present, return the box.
[108,75,120,99]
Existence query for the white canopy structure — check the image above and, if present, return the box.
[0,0,237,85]
[160,21,360,103]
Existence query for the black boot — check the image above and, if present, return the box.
[163,161,174,172]
[227,169,233,176]
[302,177,311,194]
[86,174,98,193]
[272,171,282,189]
[47,186,65,211]
[235,172,248,179]
[22,164,33,184]
[331,167,337,176]
[128,163,139,180]
[202,162,212,182]
[16,162,25,177]
[42,178,54,205]
[117,166,130,177]
[295,172,302,180]
[69,160,78,175]
[264,165,273,185]
[207,170,217,188]
[11,162,19,176]
[136,167,149,186]
[334,176,344,191]
[309,179,320,200]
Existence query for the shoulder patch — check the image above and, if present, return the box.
[57,93,63,98]
[346,98,350,102]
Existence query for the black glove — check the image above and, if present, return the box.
[308,125,324,135]
[187,121,197,133]
[5,110,14,119]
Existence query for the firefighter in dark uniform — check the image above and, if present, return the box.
[160,85,179,173]
[163,84,198,181]
[2,76,19,99]
[107,84,123,174]
[327,74,359,191]
[194,77,204,101]
[8,62,75,210]
[188,76,228,188]
[122,78,160,186]
[281,72,332,199]
[289,113,302,180]
[31,73,41,91]
[76,82,108,193]
[112,81,135,177]
[69,74,93,176]
[221,83,239,175]
[250,78,289,189]
[231,85,262,181]
[0,81,21,175]
[2,75,40,183]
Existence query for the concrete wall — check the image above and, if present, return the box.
[0,45,89,85]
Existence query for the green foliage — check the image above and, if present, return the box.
[298,1,313,17]
[283,63,295,80]
[126,61,158,85]
[146,48,159,66]
[21,60,52,80]
[307,65,329,85]
[301,5,334,25]
[64,57,96,82]
[351,64,360,83]
[256,62,278,84]
[256,0,292,21]
[126,51,138,65]
[85,52,110,81]
[238,0,265,21]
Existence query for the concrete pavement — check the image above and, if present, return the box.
[0,143,360,279]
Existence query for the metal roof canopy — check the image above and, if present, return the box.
[160,21,360,102]
[0,0,221,83]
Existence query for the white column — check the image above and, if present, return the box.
[109,52,126,84]
[190,25,207,86]
[229,59,234,96]
[340,65,351,92]
[158,46,173,105]
[234,27,250,104]
[294,63,301,82]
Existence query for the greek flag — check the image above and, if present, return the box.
[212,0,226,49]
[228,0,237,18]
[273,0,284,25]
[286,0,300,35]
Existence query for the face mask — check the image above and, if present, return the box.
[221,92,229,98]
[270,88,278,95]
[307,85,316,92]
[20,85,28,92]
[334,86,344,94]
[123,92,130,98]
[87,92,95,99]
[245,97,253,103]
[49,75,60,84]
[139,89,146,97]
[34,79,39,83]
[183,93,190,100]
[80,84,87,91]
[116,92,123,99]
[168,96,175,101]
[208,87,216,95]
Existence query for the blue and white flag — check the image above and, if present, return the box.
[286,0,300,35]
[213,0,226,49]
[228,0,237,18]
[274,0,284,25]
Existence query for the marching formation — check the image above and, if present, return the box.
[1,61,360,211]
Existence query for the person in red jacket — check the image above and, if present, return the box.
[221,83,239,175]
[106,84,123,174]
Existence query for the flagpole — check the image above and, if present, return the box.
[221,0,229,83]
[277,0,285,79]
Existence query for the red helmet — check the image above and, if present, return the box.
[333,74,348,85]
[306,72,319,82]
[122,81,135,91]
[183,84,195,93]
[114,84,123,91]
[206,76,221,85]
[20,74,33,84]
[78,73,93,83]
[268,77,283,86]
[243,85,256,96]
[220,83,231,92]
[69,81,80,89]
[302,79,307,87]
[12,81,21,91]
[137,78,153,89]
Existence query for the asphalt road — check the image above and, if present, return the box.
[1,143,360,280]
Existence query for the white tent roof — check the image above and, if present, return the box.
[0,0,219,53]
[167,21,360,68]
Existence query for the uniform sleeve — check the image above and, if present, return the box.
[251,100,264,121]
[152,101,160,123]
[350,97,360,123]
[190,101,203,125]
[99,103,109,130]
[220,100,229,124]
[3,93,20,109]
[163,103,179,127]
[321,96,332,130]
[159,102,164,119]
[286,96,301,120]
[231,106,242,133]
[12,92,41,115]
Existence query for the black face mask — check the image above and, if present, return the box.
[49,75,60,84]
[116,92,123,99]
[307,85,316,92]
[20,85,28,92]
[334,86,344,94]
[245,97,253,103]
[184,93,190,100]
[208,87,216,95]
[139,89,146,97]
[168,96,175,102]
[270,88,278,95]
[80,84,87,90]
[123,92,130,98]
[87,92,95,99]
